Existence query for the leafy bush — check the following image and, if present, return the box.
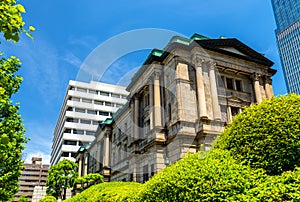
[137,149,267,202]
[65,182,141,202]
[216,94,300,175]
[39,195,57,202]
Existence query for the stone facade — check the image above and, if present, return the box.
[78,34,276,183]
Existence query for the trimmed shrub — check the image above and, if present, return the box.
[39,195,57,202]
[236,168,300,201]
[65,182,141,202]
[216,94,300,175]
[137,149,267,202]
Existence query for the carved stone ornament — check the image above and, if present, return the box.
[252,73,261,81]
[192,55,205,66]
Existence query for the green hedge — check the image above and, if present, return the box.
[216,94,300,175]
[39,195,57,202]
[65,182,141,202]
[137,149,268,201]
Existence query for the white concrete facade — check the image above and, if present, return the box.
[50,80,129,165]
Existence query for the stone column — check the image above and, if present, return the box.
[78,157,82,177]
[252,73,262,103]
[84,154,88,176]
[148,81,154,130]
[264,76,274,99]
[209,62,221,120]
[134,96,140,140]
[153,71,162,128]
[193,56,208,119]
[104,132,110,168]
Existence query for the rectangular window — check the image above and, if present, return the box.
[82,99,92,103]
[94,100,103,105]
[77,87,87,93]
[231,107,240,116]
[92,121,99,125]
[66,118,78,123]
[75,108,85,113]
[151,164,155,177]
[89,89,97,94]
[99,111,109,116]
[69,97,80,102]
[87,110,97,115]
[111,93,120,98]
[226,78,234,90]
[235,80,242,91]
[86,131,95,136]
[61,152,69,157]
[80,119,91,124]
[63,140,76,145]
[105,102,112,107]
[143,165,149,183]
[100,91,109,96]
[64,129,71,133]
[73,129,84,135]
[66,107,73,111]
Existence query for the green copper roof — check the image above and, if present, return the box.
[169,36,191,45]
[151,49,164,57]
[191,33,210,41]
[101,117,113,125]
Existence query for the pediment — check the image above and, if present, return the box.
[219,47,247,56]
[194,38,274,67]
[227,96,248,103]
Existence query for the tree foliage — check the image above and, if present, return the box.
[46,159,78,199]
[216,94,300,175]
[0,0,34,200]
[0,0,34,42]
[74,173,104,192]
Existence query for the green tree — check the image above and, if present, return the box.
[0,0,34,201]
[74,173,104,192]
[46,159,78,200]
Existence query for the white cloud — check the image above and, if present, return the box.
[25,151,51,165]
[63,52,82,68]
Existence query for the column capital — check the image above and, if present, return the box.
[208,61,217,70]
[149,70,161,81]
[252,73,261,81]
[192,54,205,66]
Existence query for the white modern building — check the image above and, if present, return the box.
[50,80,129,165]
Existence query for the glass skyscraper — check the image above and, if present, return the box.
[271,0,300,93]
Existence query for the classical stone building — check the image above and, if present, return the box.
[77,34,276,183]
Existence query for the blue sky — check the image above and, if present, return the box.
[2,0,286,164]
